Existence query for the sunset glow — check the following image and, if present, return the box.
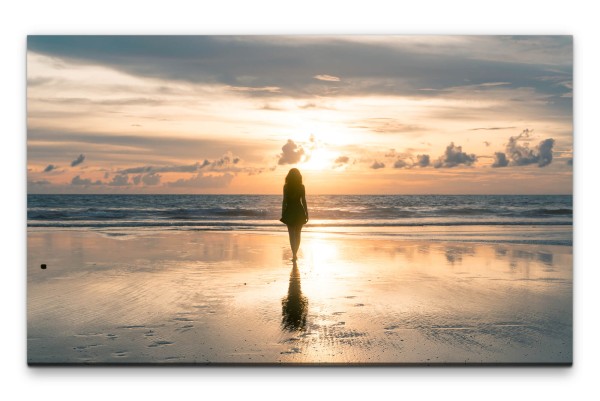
[27,36,573,194]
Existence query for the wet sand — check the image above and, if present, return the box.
[27,230,572,365]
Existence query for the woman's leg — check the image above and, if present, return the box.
[287,225,297,259]
[292,225,302,257]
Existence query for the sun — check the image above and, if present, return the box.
[302,147,338,171]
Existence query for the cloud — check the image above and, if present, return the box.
[33,96,164,107]
[433,143,477,168]
[27,76,55,87]
[278,140,305,165]
[416,154,430,167]
[492,152,509,168]
[355,118,424,134]
[109,174,129,186]
[27,36,572,106]
[536,139,555,167]
[71,175,102,186]
[393,159,410,169]
[502,130,555,167]
[119,163,200,174]
[43,164,57,172]
[203,152,241,170]
[28,129,263,167]
[314,74,340,82]
[28,179,51,186]
[298,103,318,110]
[226,85,281,94]
[141,173,161,185]
[167,173,234,188]
[70,154,85,167]
[246,167,267,176]
[132,173,160,185]
[261,103,285,111]
[117,154,243,176]
[478,82,512,87]
[392,153,432,168]
[333,156,350,169]
[120,166,154,174]
[470,126,517,131]
[370,161,385,169]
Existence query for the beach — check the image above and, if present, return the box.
[27,229,572,365]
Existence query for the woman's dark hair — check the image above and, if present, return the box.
[285,168,303,189]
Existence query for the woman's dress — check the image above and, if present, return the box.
[280,184,307,226]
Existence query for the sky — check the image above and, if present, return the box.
[26,35,573,194]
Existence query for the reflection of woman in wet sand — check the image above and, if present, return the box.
[280,168,309,262]
[281,262,308,331]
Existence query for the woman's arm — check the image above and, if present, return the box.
[281,186,287,216]
[301,186,308,223]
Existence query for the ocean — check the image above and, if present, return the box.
[27,194,573,245]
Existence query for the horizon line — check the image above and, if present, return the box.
[26,192,574,196]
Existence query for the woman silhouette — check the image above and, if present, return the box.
[280,168,309,261]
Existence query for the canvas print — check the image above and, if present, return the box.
[27,36,573,365]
